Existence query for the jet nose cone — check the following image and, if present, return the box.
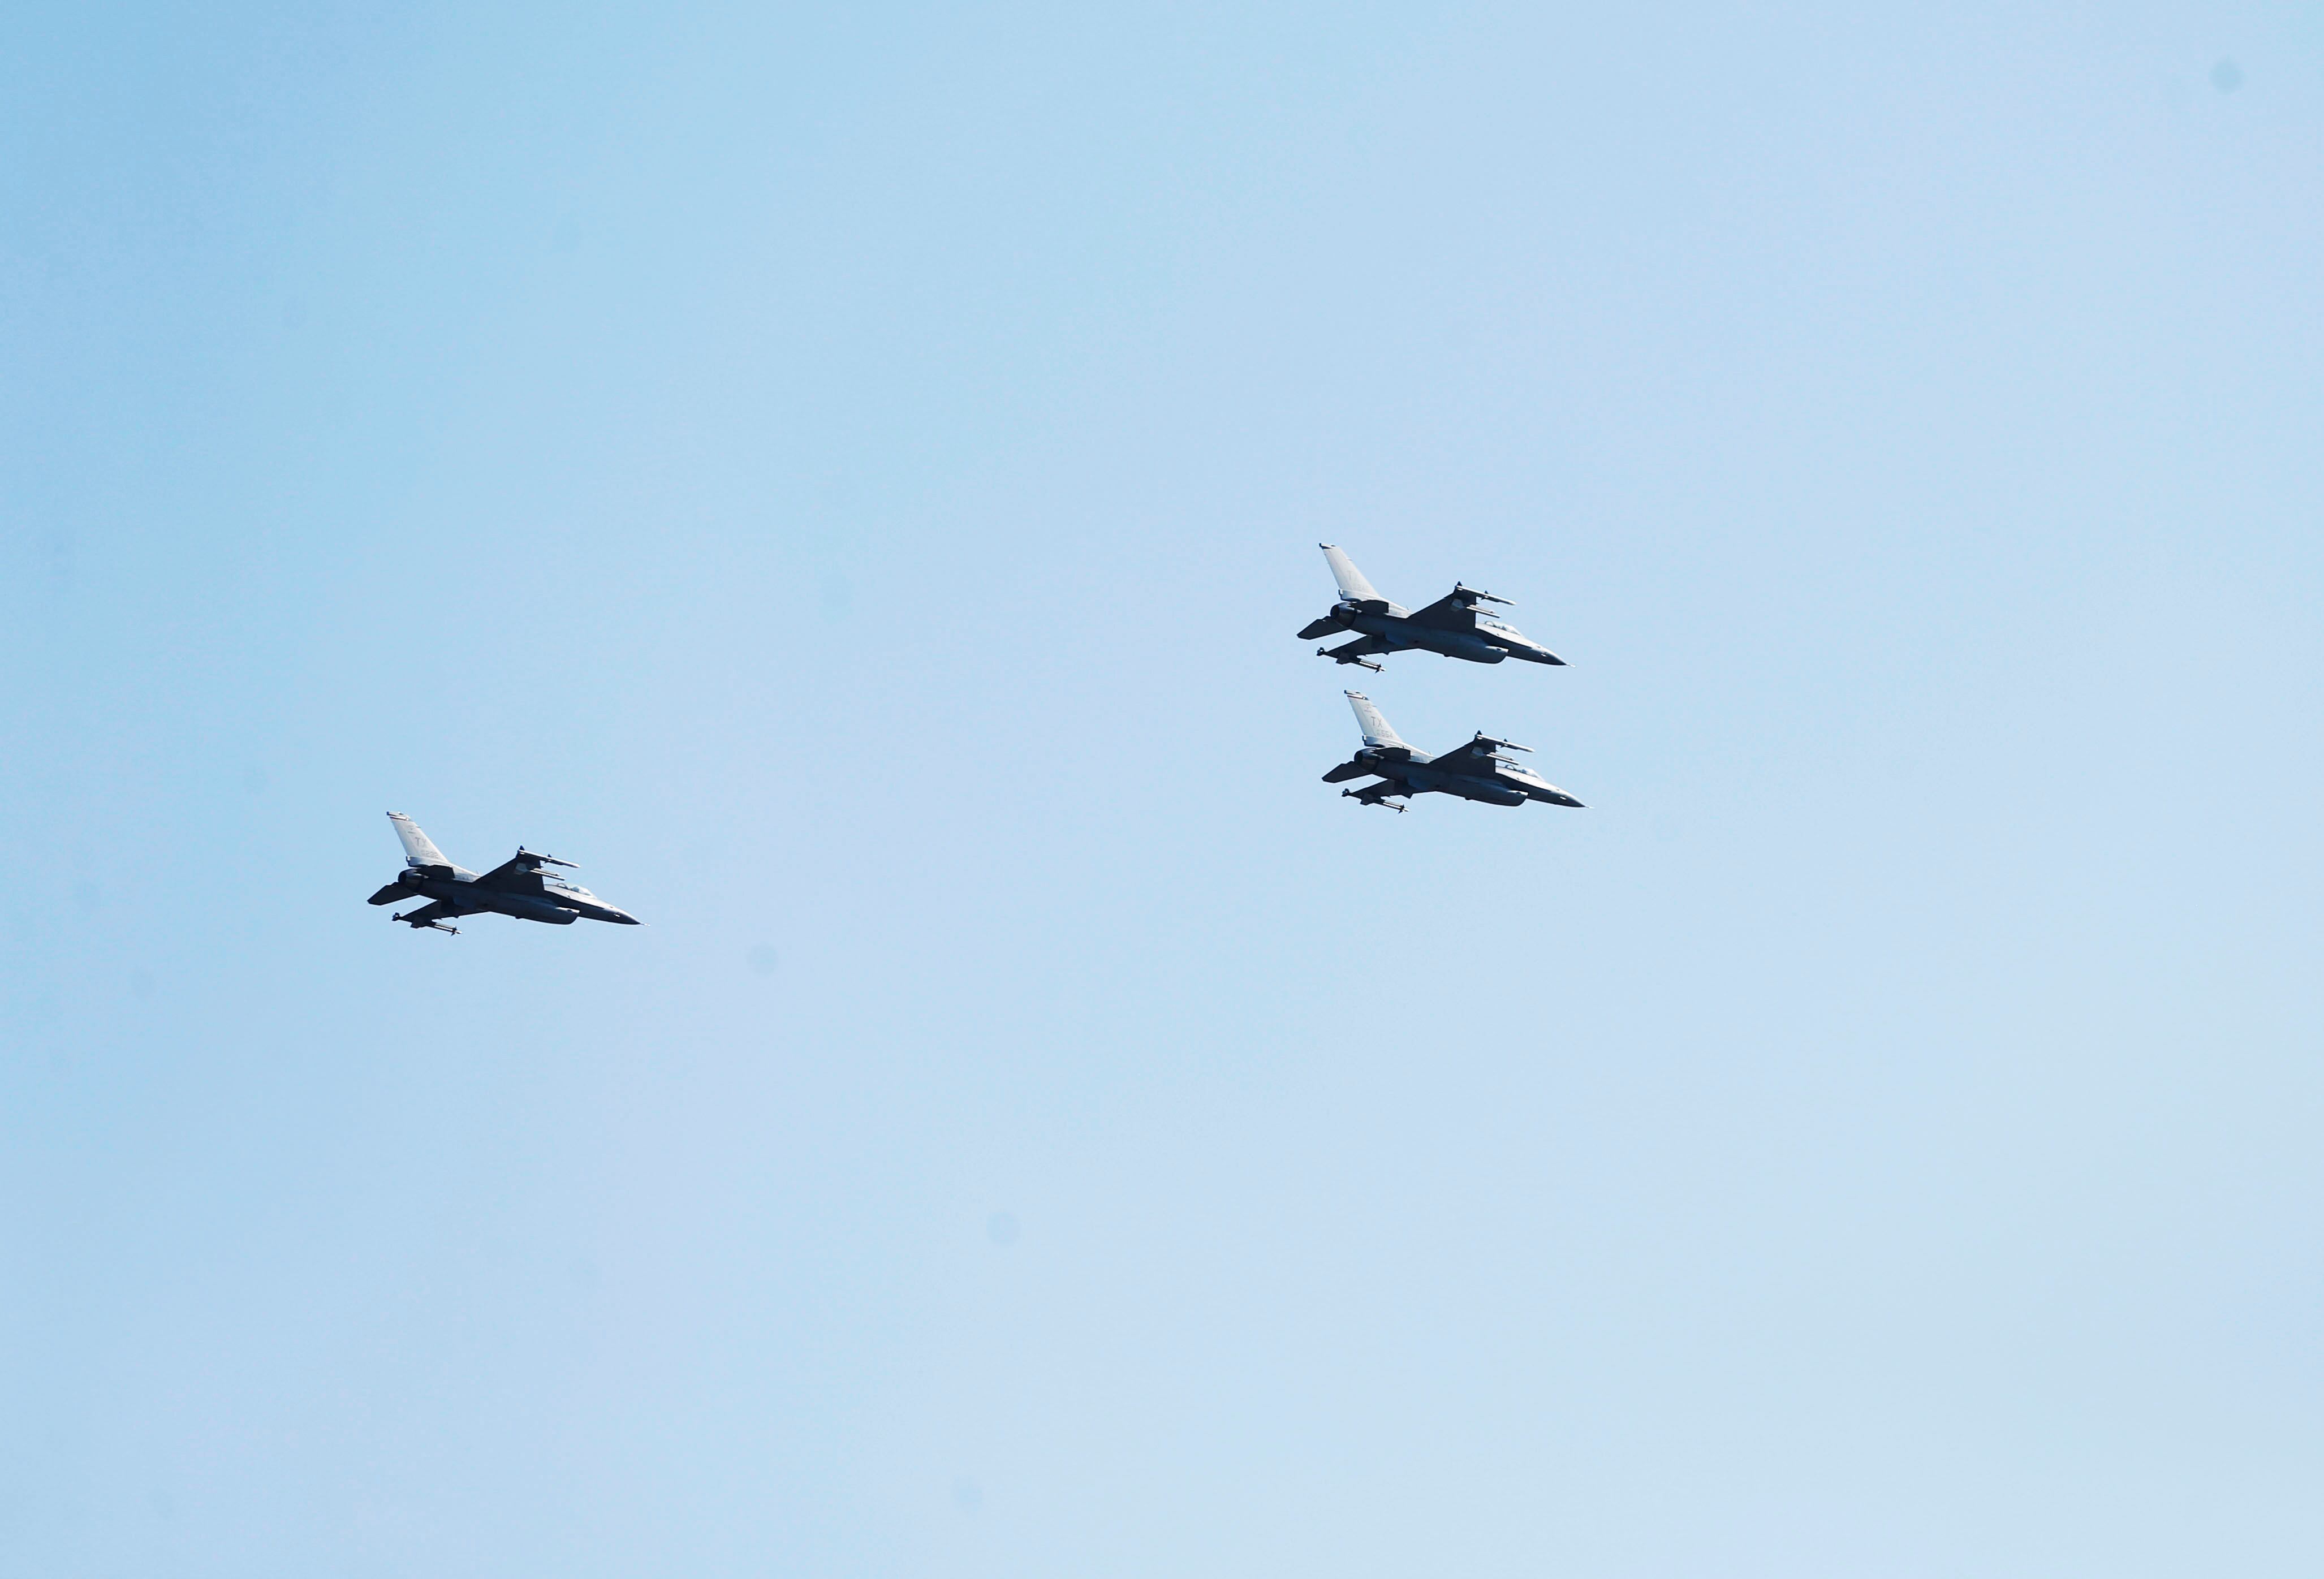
[616,913,643,925]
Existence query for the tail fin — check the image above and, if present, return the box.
[1344,691,1407,749]
[1320,543,1381,604]
[387,812,450,871]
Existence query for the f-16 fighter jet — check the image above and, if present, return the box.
[1323,692,1584,813]
[1296,543,1564,672]
[366,813,642,934]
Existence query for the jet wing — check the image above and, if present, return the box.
[394,900,459,926]
[473,848,574,891]
[1405,593,1478,631]
[1430,732,1532,775]
[1407,583,1510,631]
[1426,738,1497,774]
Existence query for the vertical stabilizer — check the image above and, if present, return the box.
[1344,691,1407,749]
[387,812,450,870]
[1320,544,1381,604]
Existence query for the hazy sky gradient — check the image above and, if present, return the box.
[6,4,2322,1574]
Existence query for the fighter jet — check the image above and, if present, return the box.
[366,812,641,934]
[1323,692,1584,812]
[1297,543,1564,672]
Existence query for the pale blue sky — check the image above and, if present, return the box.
[6,4,2322,1574]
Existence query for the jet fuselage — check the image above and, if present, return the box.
[1331,747,1584,808]
[370,868,640,925]
[1303,601,1564,666]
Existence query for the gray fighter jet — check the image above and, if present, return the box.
[366,813,641,934]
[1323,692,1584,812]
[1297,543,1564,672]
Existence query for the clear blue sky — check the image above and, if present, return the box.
[6,3,2321,1573]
